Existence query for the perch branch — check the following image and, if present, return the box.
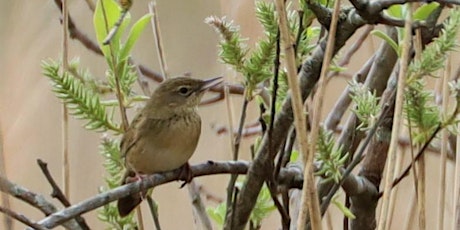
[33,161,304,229]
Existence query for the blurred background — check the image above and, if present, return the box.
[0,1,457,229]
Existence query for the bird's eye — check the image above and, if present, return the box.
[178,86,190,95]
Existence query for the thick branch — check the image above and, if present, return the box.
[231,8,365,229]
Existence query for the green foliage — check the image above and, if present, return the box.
[97,136,137,230]
[315,128,348,184]
[42,0,153,228]
[404,79,440,144]
[94,0,131,62]
[94,0,151,100]
[349,81,381,131]
[207,181,275,228]
[332,194,356,219]
[378,3,442,55]
[409,8,460,78]
[207,1,318,100]
[404,8,460,144]
[42,60,120,132]
[92,0,153,228]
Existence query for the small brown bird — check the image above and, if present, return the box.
[117,76,223,217]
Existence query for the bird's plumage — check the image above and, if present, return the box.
[117,76,221,217]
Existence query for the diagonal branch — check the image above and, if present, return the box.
[230,7,366,230]
[0,176,81,230]
[0,206,48,230]
[37,159,90,230]
[32,161,304,229]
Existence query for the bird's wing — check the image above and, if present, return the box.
[120,112,145,159]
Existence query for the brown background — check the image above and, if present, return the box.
[0,1,457,229]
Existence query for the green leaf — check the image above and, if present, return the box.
[371,29,400,56]
[332,197,356,219]
[206,203,226,227]
[413,2,439,21]
[120,13,153,62]
[386,4,403,19]
[94,0,131,58]
[42,60,120,132]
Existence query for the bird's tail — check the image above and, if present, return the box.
[117,170,143,217]
[117,193,142,217]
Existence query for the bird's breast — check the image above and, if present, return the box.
[126,113,201,174]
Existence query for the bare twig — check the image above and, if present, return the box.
[52,0,244,98]
[0,206,48,230]
[224,95,249,230]
[0,176,81,229]
[328,25,374,79]
[100,0,130,131]
[146,196,162,230]
[0,122,13,230]
[275,0,324,229]
[37,159,90,230]
[149,1,168,80]
[324,54,374,130]
[437,56,450,230]
[187,181,213,230]
[454,123,460,230]
[377,7,411,230]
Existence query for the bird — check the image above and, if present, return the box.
[117,76,223,217]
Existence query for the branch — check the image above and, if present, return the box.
[37,159,90,230]
[0,176,81,230]
[0,206,48,230]
[33,161,304,229]
[51,0,244,97]
[231,7,366,229]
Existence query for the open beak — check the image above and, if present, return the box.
[199,76,223,92]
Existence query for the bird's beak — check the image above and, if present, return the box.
[199,76,223,92]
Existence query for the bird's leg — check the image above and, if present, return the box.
[179,162,193,188]
[125,172,148,199]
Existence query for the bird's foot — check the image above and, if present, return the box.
[178,163,193,188]
[125,173,148,200]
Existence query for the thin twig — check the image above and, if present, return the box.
[0,206,48,230]
[377,7,412,230]
[0,123,13,230]
[102,1,131,45]
[414,18,426,230]
[54,0,244,97]
[266,181,290,229]
[37,159,90,230]
[100,0,130,131]
[454,122,460,230]
[386,146,405,230]
[224,95,249,230]
[437,55,450,230]
[61,0,71,204]
[149,1,168,80]
[146,196,162,230]
[328,25,374,79]
[275,0,324,229]
[302,0,343,228]
[0,176,81,229]
[187,181,213,230]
